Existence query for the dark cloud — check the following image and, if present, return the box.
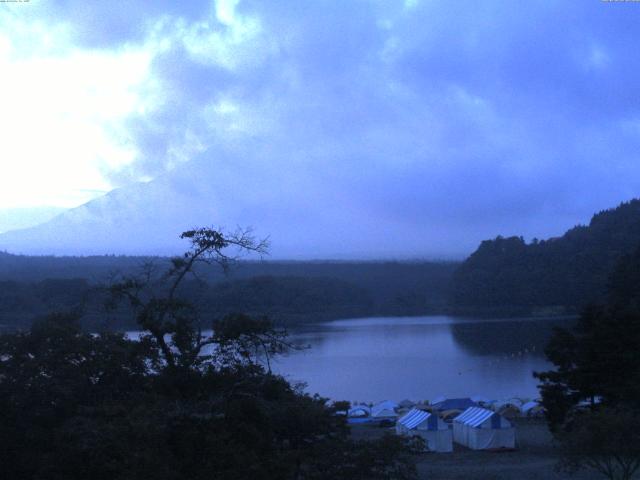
[34,1,640,256]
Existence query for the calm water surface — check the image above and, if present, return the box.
[272,316,574,403]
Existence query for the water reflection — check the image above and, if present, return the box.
[273,316,575,403]
[449,317,575,356]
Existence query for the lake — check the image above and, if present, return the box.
[272,315,574,403]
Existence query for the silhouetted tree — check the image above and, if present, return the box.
[107,227,269,369]
[0,228,421,480]
[536,246,640,478]
[535,246,640,430]
[557,407,640,480]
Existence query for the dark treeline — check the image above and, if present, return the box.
[0,278,92,330]
[0,251,150,282]
[0,254,458,331]
[451,199,640,315]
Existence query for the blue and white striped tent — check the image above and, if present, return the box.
[453,407,515,450]
[395,409,453,452]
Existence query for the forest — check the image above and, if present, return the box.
[451,199,640,315]
[0,255,457,331]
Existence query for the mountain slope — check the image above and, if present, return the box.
[0,154,462,258]
[0,207,66,234]
[451,199,640,314]
[0,178,200,255]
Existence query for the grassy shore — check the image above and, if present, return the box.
[351,418,595,480]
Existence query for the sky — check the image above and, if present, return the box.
[1,1,640,256]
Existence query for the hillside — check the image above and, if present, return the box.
[451,199,640,315]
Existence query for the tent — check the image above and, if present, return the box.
[399,399,415,409]
[396,408,453,453]
[440,409,463,422]
[521,401,545,417]
[496,403,521,419]
[491,400,521,418]
[470,395,491,406]
[371,400,399,419]
[348,405,371,417]
[453,407,516,450]
[505,397,524,408]
[432,398,478,412]
[347,405,372,424]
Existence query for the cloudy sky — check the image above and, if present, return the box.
[1,1,640,256]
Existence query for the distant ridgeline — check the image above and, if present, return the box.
[0,255,457,331]
[451,199,640,316]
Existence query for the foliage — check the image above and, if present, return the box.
[452,199,640,314]
[0,260,457,332]
[536,246,640,479]
[535,246,640,430]
[0,228,421,480]
[0,313,155,480]
[203,275,375,323]
[302,434,425,480]
[107,227,269,369]
[557,407,640,480]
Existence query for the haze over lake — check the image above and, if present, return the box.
[273,316,574,403]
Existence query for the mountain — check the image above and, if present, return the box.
[0,207,66,234]
[0,154,457,259]
[451,199,640,315]
[0,175,212,256]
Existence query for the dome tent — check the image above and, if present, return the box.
[347,405,372,424]
[371,400,399,419]
[347,405,371,417]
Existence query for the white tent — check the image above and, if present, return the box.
[371,400,399,419]
[396,409,453,453]
[453,407,516,450]
[348,405,371,418]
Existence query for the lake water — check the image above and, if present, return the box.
[272,316,574,403]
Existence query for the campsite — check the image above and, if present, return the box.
[352,417,592,480]
[347,398,595,479]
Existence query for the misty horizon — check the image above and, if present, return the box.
[0,188,626,261]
